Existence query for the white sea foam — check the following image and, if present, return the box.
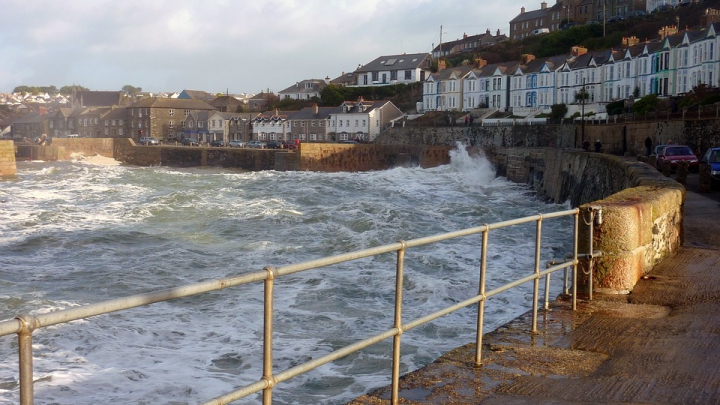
[0,147,574,404]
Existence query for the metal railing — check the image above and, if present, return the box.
[0,208,588,405]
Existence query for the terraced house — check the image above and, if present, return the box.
[421,22,720,117]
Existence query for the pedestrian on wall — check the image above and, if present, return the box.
[464,116,469,126]
[594,139,602,153]
[582,139,590,151]
[645,136,652,156]
[469,115,474,126]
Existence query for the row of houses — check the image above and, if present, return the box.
[422,22,720,116]
[9,93,404,144]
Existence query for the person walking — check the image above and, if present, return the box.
[645,136,652,156]
[594,139,602,153]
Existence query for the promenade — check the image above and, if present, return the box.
[349,174,720,404]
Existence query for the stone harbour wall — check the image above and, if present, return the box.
[481,146,683,294]
[0,140,16,176]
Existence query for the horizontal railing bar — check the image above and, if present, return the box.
[403,260,573,333]
[199,379,270,405]
[0,272,269,337]
[202,328,401,404]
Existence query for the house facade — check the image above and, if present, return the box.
[327,98,403,141]
[354,53,432,86]
[278,79,328,100]
[127,97,217,141]
[421,22,720,117]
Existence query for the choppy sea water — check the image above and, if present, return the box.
[0,146,573,404]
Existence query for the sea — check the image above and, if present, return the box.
[0,145,574,404]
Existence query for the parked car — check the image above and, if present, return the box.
[182,138,199,146]
[656,145,699,172]
[700,147,720,187]
[228,140,246,148]
[246,140,265,149]
[209,139,225,147]
[265,140,282,149]
[282,140,297,149]
[652,144,669,156]
[140,137,159,145]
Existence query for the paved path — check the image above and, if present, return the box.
[348,175,720,404]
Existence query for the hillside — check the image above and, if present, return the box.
[444,0,720,68]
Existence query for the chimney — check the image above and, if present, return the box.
[521,6,525,13]
[541,2,547,9]
[497,29,501,36]
[622,36,639,48]
[313,103,318,114]
[463,33,468,39]
[521,54,535,64]
[357,96,364,103]
[486,29,491,35]
[571,45,588,56]
[438,60,447,71]
[476,57,488,68]
[274,108,279,116]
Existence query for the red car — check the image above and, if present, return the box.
[656,145,699,172]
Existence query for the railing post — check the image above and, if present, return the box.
[475,226,489,365]
[262,267,276,405]
[573,211,579,310]
[532,216,543,333]
[391,242,407,405]
[17,314,38,405]
[588,210,595,302]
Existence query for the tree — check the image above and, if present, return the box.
[632,94,659,115]
[59,85,89,95]
[121,85,142,96]
[320,85,347,106]
[550,103,568,120]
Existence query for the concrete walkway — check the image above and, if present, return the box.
[348,175,720,404]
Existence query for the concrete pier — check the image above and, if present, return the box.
[347,176,720,404]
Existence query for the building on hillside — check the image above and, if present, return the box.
[71,91,127,108]
[210,95,246,113]
[353,53,432,86]
[432,29,508,58]
[252,110,290,141]
[127,97,217,141]
[182,111,210,142]
[286,104,339,142]
[327,97,403,142]
[422,65,475,112]
[206,112,254,144]
[247,92,276,112]
[101,107,128,138]
[278,79,328,100]
[178,90,214,101]
[329,71,356,87]
[10,111,49,139]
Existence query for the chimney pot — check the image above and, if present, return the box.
[521,6,525,13]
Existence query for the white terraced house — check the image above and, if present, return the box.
[420,22,720,117]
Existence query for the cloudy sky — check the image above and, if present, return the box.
[1,0,530,95]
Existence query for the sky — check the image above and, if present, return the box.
[0,0,531,96]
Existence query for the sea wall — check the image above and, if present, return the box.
[0,140,16,176]
[481,146,683,294]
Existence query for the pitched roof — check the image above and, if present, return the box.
[76,91,123,107]
[356,53,431,72]
[129,97,217,110]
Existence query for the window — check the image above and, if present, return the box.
[405,70,411,80]
[184,110,190,117]
[199,122,204,128]
[104,120,109,126]
[310,133,317,141]
[355,120,358,127]
[169,121,174,128]
[391,70,397,80]
[169,109,174,116]
[372,72,379,82]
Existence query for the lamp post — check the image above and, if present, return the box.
[581,78,586,143]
